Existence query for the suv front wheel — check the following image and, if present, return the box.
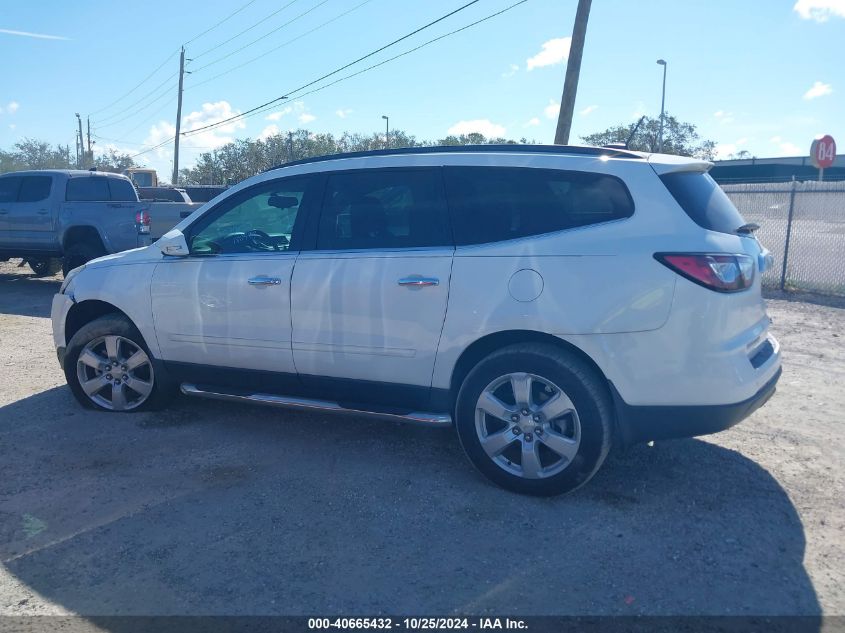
[455,343,613,496]
[64,314,171,412]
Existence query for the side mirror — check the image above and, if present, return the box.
[157,229,190,257]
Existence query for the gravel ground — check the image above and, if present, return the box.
[0,260,843,617]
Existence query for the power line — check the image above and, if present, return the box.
[183,0,261,46]
[273,1,530,109]
[191,0,302,61]
[88,50,178,116]
[95,77,176,129]
[186,0,374,90]
[190,0,331,72]
[203,0,530,129]
[184,0,482,137]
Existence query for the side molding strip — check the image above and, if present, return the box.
[180,383,452,427]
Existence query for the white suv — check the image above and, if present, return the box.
[51,145,781,495]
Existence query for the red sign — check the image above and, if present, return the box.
[810,135,836,169]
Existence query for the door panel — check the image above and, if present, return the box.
[291,251,453,387]
[290,167,454,394]
[151,255,297,373]
[150,174,319,380]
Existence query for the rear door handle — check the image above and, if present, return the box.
[248,276,282,286]
[398,276,439,287]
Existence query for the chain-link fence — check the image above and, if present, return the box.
[723,181,845,296]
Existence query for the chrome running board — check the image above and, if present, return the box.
[180,383,452,427]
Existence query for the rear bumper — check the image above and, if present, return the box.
[613,366,782,445]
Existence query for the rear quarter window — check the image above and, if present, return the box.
[66,176,111,201]
[0,176,22,203]
[660,171,746,235]
[444,167,634,246]
[108,177,137,201]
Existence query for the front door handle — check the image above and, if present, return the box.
[248,276,282,286]
[398,276,439,287]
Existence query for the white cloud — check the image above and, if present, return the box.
[803,80,833,99]
[335,108,352,119]
[265,106,293,121]
[579,105,598,116]
[142,101,246,175]
[6,101,19,114]
[0,28,69,40]
[447,119,506,137]
[714,143,738,160]
[9,124,16,130]
[779,141,804,155]
[793,0,845,21]
[631,101,647,118]
[299,113,316,124]
[502,63,519,78]
[770,135,782,143]
[714,110,735,124]
[526,37,571,70]
[524,117,540,127]
[736,137,749,145]
[543,100,560,120]
[259,124,280,140]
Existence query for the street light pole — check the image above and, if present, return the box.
[657,59,667,153]
[382,115,389,149]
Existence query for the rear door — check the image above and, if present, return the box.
[290,168,453,408]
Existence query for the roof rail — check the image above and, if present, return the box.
[264,143,644,172]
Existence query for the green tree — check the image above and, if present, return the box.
[0,138,137,174]
[580,114,717,160]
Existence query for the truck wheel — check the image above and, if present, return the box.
[27,258,61,277]
[64,314,172,412]
[455,343,613,496]
[62,242,104,276]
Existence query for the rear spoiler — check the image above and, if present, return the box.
[648,154,713,176]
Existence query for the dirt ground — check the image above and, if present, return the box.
[0,259,843,617]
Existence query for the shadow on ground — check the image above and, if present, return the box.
[0,385,820,619]
[0,272,61,318]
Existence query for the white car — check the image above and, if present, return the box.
[51,145,781,495]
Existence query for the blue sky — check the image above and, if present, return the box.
[1,0,843,179]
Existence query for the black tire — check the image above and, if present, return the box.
[64,314,173,412]
[27,258,61,277]
[62,242,105,277]
[455,343,613,496]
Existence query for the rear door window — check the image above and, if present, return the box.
[108,178,137,201]
[18,176,52,202]
[660,171,746,235]
[66,176,111,201]
[316,169,451,250]
[444,167,634,246]
[0,176,22,203]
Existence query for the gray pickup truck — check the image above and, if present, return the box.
[0,169,200,276]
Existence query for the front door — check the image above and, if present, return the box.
[291,168,454,408]
[151,175,319,390]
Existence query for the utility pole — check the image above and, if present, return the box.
[554,0,592,145]
[382,115,389,149]
[656,59,667,153]
[86,117,93,165]
[75,113,84,167]
[74,132,80,167]
[172,46,186,186]
[288,131,294,162]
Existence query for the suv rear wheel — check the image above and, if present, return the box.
[455,343,612,496]
[64,314,171,412]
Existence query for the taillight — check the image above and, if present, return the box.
[135,209,151,234]
[655,253,754,292]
